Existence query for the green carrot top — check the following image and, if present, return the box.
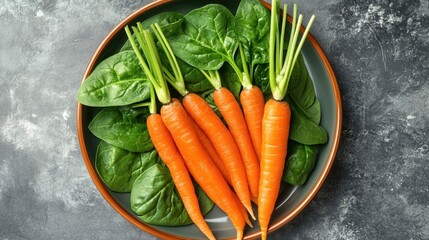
[269,0,315,101]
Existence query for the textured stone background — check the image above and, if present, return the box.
[0,0,428,239]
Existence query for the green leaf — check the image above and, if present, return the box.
[219,63,242,99]
[89,106,153,152]
[77,51,150,106]
[253,63,270,94]
[167,4,238,70]
[283,142,318,185]
[182,65,213,93]
[235,0,270,68]
[289,100,328,145]
[120,12,184,52]
[95,141,161,192]
[287,54,321,122]
[131,164,214,226]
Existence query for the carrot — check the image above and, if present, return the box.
[258,99,290,239]
[240,85,265,161]
[192,109,252,227]
[258,2,315,239]
[147,114,216,240]
[151,19,257,221]
[161,99,245,239]
[183,92,255,219]
[213,87,260,199]
[192,118,232,185]
[126,24,245,239]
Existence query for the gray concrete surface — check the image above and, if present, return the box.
[0,0,428,239]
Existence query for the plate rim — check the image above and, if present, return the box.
[76,0,342,239]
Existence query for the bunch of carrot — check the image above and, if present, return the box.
[125,0,315,239]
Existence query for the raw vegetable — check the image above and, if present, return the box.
[77,50,150,107]
[121,12,213,95]
[183,91,255,213]
[234,0,270,74]
[258,2,316,239]
[213,86,260,200]
[166,4,238,71]
[152,17,255,220]
[191,117,232,185]
[95,141,159,192]
[125,23,246,239]
[128,24,216,239]
[130,163,214,226]
[233,0,271,162]
[289,99,327,145]
[89,106,153,152]
[166,4,260,205]
[282,142,318,185]
[253,63,270,94]
[147,110,215,239]
[252,40,327,145]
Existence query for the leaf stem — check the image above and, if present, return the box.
[151,23,189,97]
[125,25,170,105]
[278,5,287,72]
[148,80,157,114]
[131,102,151,108]
[200,69,222,90]
[238,44,253,89]
[269,0,280,94]
[269,2,315,101]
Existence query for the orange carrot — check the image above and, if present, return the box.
[126,25,245,239]
[213,87,260,199]
[258,2,315,239]
[191,118,232,185]
[183,92,255,219]
[161,99,245,240]
[240,85,265,161]
[193,118,252,227]
[147,114,215,240]
[258,99,290,239]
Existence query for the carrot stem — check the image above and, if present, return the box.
[125,25,170,104]
[238,44,252,89]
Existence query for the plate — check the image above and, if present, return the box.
[76,0,342,239]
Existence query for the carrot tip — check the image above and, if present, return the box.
[261,230,267,240]
[236,230,244,240]
[245,217,253,228]
[247,207,256,220]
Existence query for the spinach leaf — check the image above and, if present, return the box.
[77,51,150,107]
[305,98,321,124]
[283,142,318,185]
[121,11,213,94]
[235,0,270,68]
[219,63,242,99]
[120,12,184,52]
[287,54,321,123]
[182,65,213,93]
[167,4,238,70]
[131,164,214,226]
[289,99,328,145]
[253,63,270,94]
[89,106,153,152]
[95,141,160,192]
